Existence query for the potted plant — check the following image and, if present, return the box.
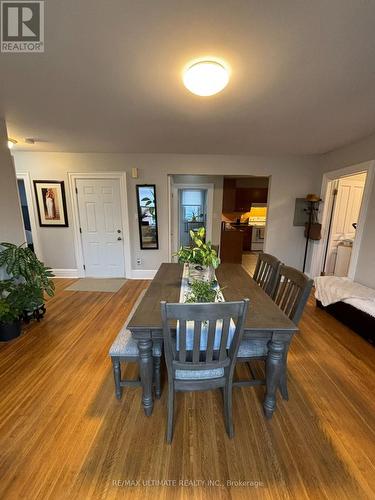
[190,210,204,223]
[184,279,223,303]
[0,243,55,327]
[0,280,43,341]
[175,227,220,282]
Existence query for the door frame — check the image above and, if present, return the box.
[68,172,132,278]
[170,182,214,259]
[16,171,43,260]
[310,160,375,279]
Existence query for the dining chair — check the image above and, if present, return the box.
[253,253,281,296]
[161,299,249,443]
[235,265,313,400]
[272,265,313,398]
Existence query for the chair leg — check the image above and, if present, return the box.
[279,349,289,400]
[112,358,122,400]
[153,356,161,399]
[223,382,234,438]
[166,382,174,444]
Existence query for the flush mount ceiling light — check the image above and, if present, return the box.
[7,138,17,149]
[183,60,230,96]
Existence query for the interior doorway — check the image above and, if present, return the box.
[17,178,34,251]
[178,188,208,247]
[323,172,367,277]
[170,180,214,259]
[16,172,41,259]
[221,176,269,277]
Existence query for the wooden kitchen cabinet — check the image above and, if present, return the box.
[222,178,268,212]
[235,188,268,211]
[222,178,236,211]
[220,228,244,263]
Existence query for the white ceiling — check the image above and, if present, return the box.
[1,0,375,154]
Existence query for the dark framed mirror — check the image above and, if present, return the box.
[136,184,159,250]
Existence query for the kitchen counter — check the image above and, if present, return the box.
[220,226,244,263]
[225,223,253,251]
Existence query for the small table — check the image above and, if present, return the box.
[127,263,298,418]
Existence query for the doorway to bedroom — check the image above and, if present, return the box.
[320,171,368,278]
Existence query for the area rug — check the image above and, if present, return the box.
[64,278,127,293]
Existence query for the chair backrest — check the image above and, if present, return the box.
[161,300,249,377]
[253,253,281,296]
[273,265,313,325]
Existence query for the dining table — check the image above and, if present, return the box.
[127,263,298,419]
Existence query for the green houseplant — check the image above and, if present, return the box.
[0,280,43,341]
[175,227,220,281]
[185,279,223,303]
[0,243,55,341]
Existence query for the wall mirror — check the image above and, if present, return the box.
[136,184,159,250]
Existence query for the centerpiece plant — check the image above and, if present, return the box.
[175,227,220,281]
[185,279,223,303]
[0,243,55,341]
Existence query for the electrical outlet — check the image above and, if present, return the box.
[136,258,142,266]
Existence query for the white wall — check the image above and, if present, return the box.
[320,133,375,287]
[13,152,321,275]
[0,120,25,245]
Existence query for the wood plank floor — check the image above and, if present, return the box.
[0,278,374,499]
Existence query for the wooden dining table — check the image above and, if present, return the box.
[127,263,298,419]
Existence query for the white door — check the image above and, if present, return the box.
[76,178,125,277]
[326,175,366,274]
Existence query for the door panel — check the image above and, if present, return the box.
[76,178,125,277]
[326,176,365,275]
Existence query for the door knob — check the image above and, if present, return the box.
[117,229,121,233]
[117,237,122,241]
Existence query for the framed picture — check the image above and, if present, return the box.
[136,184,159,249]
[33,180,69,227]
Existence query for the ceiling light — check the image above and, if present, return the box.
[183,60,230,96]
[7,138,17,149]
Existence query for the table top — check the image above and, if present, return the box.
[128,263,298,335]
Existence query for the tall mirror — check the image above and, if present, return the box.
[136,184,159,250]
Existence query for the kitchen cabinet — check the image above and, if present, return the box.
[222,178,268,212]
[222,178,236,211]
[220,228,243,263]
[235,188,268,211]
[230,224,253,250]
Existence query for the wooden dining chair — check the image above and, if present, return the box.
[269,265,314,398]
[161,299,249,443]
[235,265,313,400]
[273,265,314,325]
[253,253,281,296]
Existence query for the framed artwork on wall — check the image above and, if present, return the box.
[136,184,159,249]
[33,180,69,227]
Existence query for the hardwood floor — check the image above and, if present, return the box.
[0,278,374,499]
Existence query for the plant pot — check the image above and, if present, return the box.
[188,264,215,283]
[205,266,215,282]
[0,319,22,342]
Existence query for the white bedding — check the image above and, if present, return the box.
[314,276,375,318]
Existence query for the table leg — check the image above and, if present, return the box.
[263,339,286,419]
[137,339,154,416]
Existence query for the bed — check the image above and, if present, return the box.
[315,276,375,344]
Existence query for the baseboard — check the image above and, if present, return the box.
[52,268,79,278]
[130,269,157,280]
